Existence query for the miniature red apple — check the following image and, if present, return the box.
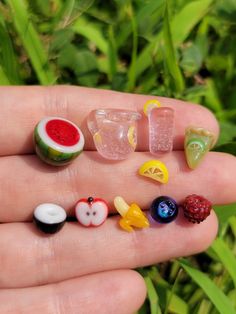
[75,197,108,227]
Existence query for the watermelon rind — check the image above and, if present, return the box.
[34,117,84,166]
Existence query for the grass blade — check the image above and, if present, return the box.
[56,0,95,28]
[211,238,236,287]
[71,17,108,54]
[136,0,214,79]
[6,0,57,85]
[126,4,138,92]
[229,216,236,238]
[0,65,10,84]
[107,25,118,82]
[116,0,165,48]
[214,203,236,224]
[164,268,182,314]
[163,1,184,93]
[214,142,236,156]
[0,15,21,84]
[144,276,162,314]
[179,259,236,314]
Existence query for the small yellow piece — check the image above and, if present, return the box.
[127,126,136,149]
[114,196,149,232]
[143,99,161,116]
[93,131,102,144]
[139,160,169,184]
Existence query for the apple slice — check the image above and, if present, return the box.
[75,197,108,227]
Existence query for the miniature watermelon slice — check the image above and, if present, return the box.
[34,117,85,166]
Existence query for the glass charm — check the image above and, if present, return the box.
[185,127,215,169]
[34,117,84,166]
[150,196,178,223]
[87,109,141,160]
[114,196,149,232]
[143,100,175,154]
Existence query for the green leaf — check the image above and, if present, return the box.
[6,0,57,85]
[116,0,165,48]
[214,142,236,156]
[49,29,74,53]
[71,17,108,54]
[56,0,95,28]
[229,216,236,238]
[154,283,189,314]
[170,0,213,44]
[163,1,185,93]
[29,0,58,18]
[179,259,236,314]
[144,276,162,314]
[0,15,21,84]
[214,203,236,224]
[126,4,138,92]
[204,79,223,112]
[215,0,236,23]
[227,289,236,309]
[211,238,236,287]
[180,44,203,75]
[107,25,118,82]
[197,299,212,314]
[0,65,10,84]
[58,44,98,86]
[136,0,214,78]
[216,122,236,146]
[166,291,188,314]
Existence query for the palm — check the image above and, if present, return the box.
[0,86,235,313]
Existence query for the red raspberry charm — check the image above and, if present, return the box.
[181,194,212,223]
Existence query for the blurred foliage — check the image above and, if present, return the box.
[0,0,236,313]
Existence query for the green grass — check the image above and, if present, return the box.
[0,0,236,313]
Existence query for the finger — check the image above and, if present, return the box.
[0,86,219,155]
[0,151,235,222]
[0,270,146,314]
[0,213,217,288]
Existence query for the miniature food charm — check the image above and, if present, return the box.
[143,100,174,154]
[143,99,161,116]
[34,203,67,234]
[184,127,215,169]
[87,109,141,160]
[114,196,149,232]
[139,160,169,184]
[75,197,108,227]
[150,196,178,223]
[181,194,212,223]
[34,117,85,166]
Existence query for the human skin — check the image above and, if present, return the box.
[0,86,235,313]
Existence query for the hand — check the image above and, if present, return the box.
[0,86,235,313]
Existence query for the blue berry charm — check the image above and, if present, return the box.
[150,196,178,223]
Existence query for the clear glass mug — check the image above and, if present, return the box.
[87,109,141,160]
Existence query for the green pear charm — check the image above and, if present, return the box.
[185,127,215,169]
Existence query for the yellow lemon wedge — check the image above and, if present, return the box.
[127,125,136,149]
[139,160,169,184]
[143,99,161,116]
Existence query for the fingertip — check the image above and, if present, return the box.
[90,270,147,314]
[125,270,147,311]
